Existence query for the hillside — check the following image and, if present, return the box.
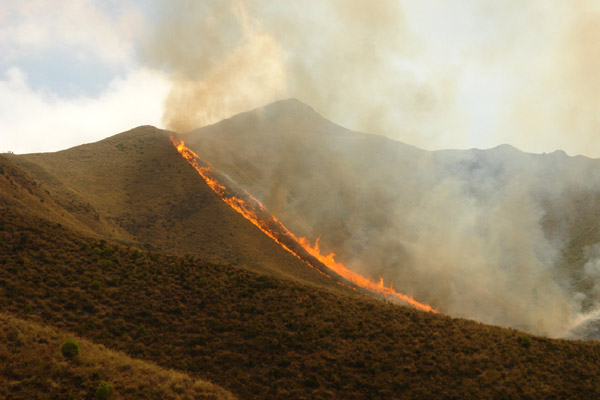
[0,313,234,400]
[3,203,600,399]
[4,99,600,397]
[4,127,351,292]
[181,99,600,336]
[9,100,600,335]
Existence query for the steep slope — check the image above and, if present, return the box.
[181,99,600,335]
[181,99,424,255]
[10,99,600,335]
[9,126,351,290]
[0,154,116,237]
[3,205,600,399]
[0,313,234,399]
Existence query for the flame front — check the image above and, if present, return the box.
[172,137,436,313]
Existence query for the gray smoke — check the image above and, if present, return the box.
[141,1,600,337]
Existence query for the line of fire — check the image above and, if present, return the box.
[171,137,436,313]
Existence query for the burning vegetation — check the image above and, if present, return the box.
[172,137,435,313]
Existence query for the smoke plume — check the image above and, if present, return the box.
[143,1,600,337]
[144,0,600,156]
[142,0,466,144]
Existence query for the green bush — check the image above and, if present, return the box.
[131,248,142,259]
[520,336,532,349]
[23,304,33,314]
[90,280,101,290]
[61,338,80,359]
[102,245,114,257]
[95,381,114,400]
[136,324,148,337]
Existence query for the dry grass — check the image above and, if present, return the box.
[0,312,235,399]
[3,207,600,399]
[3,116,600,398]
[10,126,352,292]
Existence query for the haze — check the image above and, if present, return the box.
[2,0,599,157]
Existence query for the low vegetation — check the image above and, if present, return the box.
[3,207,600,398]
[0,313,234,399]
[60,337,80,359]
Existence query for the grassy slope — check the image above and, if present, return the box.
[0,153,117,238]
[181,99,394,258]
[8,127,346,291]
[2,206,600,399]
[184,99,600,306]
[3,108,600,397]
[0,313,234,400]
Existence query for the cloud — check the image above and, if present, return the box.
[0,66,170,154]
[0,0,170,154]
[0,0,142,69]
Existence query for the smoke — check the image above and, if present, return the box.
[143,2,287,133]
[332,144,587,336]
[578,245,600,308]
[143,1,600,337]
[376,158,576,335]
[142,0,467,144]
[144,0,600,156]
[181,98,600,337]
[494,1,600,157]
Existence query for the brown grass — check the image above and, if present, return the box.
[3,206,600,399]
[9,126,353,292]
[0,312,235,399]
[3,114,600,398]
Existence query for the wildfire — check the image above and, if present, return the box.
[172,137,436,313]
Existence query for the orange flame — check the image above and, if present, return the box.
[172,137,436,313]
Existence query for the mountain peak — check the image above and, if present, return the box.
[488,143,521,154]
[254,98,324,123]
[263,98,316,112]
[190,98,349,139]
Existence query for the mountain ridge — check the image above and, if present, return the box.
[4,99,600,397]
[180,98,600,336]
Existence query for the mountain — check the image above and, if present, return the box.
[181,98,600,336]
[3,126,352,292]
[3,98,600,397]
[3,197,600,399]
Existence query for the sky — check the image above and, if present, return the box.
[1,0,599,157]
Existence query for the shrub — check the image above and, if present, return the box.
[131,248,142,259]
[81,241,90,251]
[520,336,532,349]
[102,245,114,257]
[95,381,114,400]
[23,304,33,314]
[304,375,319,388]
[136,324,148,337]
[61,338,80,359]
[90,280,101,290]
